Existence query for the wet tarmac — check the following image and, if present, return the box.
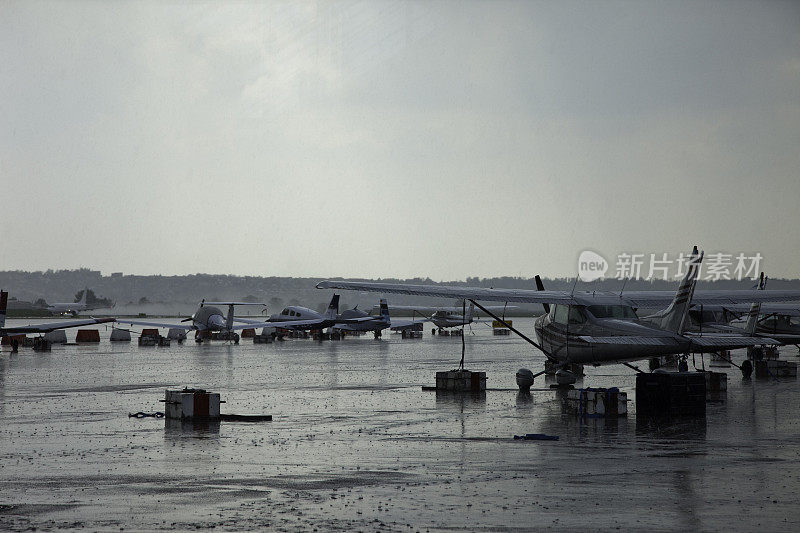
[2,320,800,531]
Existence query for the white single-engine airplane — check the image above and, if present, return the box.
[317,247,800,383]
[1,290,115,348]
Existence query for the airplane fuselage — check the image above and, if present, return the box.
[430,311,469,329]
[268,306,335,330]
[332,308,389,332]
[534,303,690,365]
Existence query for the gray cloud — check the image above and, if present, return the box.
[1,0,798,279]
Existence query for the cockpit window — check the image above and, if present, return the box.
[587,305,637,319]
[281,308,289,315]
[568,306,586,325]
[553,305,569,324]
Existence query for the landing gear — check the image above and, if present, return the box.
[374,330,382,339]
[678,355,689,372]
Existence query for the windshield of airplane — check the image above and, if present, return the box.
[587,305,638,319]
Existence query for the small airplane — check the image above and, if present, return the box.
[692,304,800,344]
[1,290,115,349]
[332,299,428,338]
[115,299,304,343]
[317,246,800,383]
[373,302,517,331]
[232,294,380,334]
[667,273,800,345]
[46,288,104,316]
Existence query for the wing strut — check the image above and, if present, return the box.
[467,299,556,361]
[460,299,466,370]
[622,362,646,374]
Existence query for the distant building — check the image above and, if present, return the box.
[110,272,123,278]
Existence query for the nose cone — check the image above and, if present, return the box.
[207,314,227,329]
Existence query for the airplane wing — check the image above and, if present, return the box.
[115,319,196,331]
[373,304,516,312]
[232,317,270,324]
[316,281,579,305]
[115,317,328,331]
[245,318,328,330]
[684,333,781,350]
[622,290,800,309]
[389,318,431,331]
[694,303,800,318]
[2,317,116,334]
[202,302,266,306]
[577,335,683,347]
[577,333,779,351]
[340,316,383,323]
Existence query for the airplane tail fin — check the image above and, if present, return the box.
[535,275,550,314]
[80,289,88,306]
[465,302,474,324]
[745,272,766,335]
[0,290,7,329]
[660,246,703,333]
[324,294,340,320]
[379,298,390,320]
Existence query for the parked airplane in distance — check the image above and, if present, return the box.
[332,299,428,338]
[115,299,303,343]
[47,288,103,316]
[317,246,800,383]
[235,294,380,332]
[376,302,515,331]
[1,290,115,348]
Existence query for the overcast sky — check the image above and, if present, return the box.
[2,0,798,280]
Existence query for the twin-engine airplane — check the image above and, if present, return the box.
[316,247,800,382]
[46,288,106,316]
[1,290,115,345]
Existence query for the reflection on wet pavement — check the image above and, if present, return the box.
[1,323,799,530]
